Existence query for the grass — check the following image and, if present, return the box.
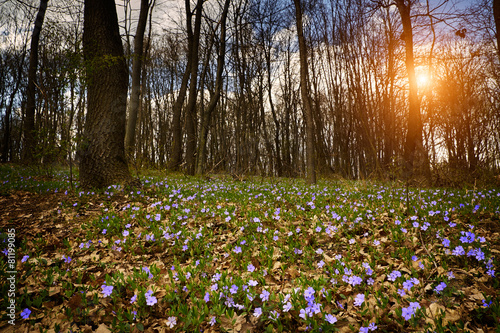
[0,165,499,332]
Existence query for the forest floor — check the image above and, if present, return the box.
[0,164,499,333]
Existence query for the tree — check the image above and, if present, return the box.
[195,0,231,175]
[494,0,500,62]
[79,0,138,189]
[125,0,152,156]
[293,0,316,184]
[22,0,48,163]
[394,0,429,180]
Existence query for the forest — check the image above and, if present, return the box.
[1,0,500,332]
[1,0,499,186]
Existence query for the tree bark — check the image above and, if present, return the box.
[80,0,138,189]
[185,0,203,175]
[293,0,316,184]
[22,0,48,163]
[125,0,150,156]
[195,0,230,175]
[395,0,429,180]
[494,0,500,63]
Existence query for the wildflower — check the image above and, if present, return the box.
[269,310,280,320]
[146,292,157,306]
[402,307,413,320]
[325,313,337,324]
[434,282,447,294]
[247,263,255,272]
[166,316,177,328]
[130,294,137,304]
[388,270,401,282]
[398,288,407,297]
[373,240,380,246]
[204,292,210,303]
[233,246,242,254]
[482,299,492,307]
[253,307,262,318]
[248,279,258,286]
[122,230,129,237]
[360,328,369,333]
[353,293,365,307]
[209,316,216,326]
[260,290,270,302]
[304,287,315,301]
[230,285,238,294]
[101,284,114,297]
[368,322,377,331]
[283,302,292,312]
[20,308,31,319]
[317,260,325,268]
[21,255,29,263]
[452,246,465,256]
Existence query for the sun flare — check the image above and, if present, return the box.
[417,73,429,87]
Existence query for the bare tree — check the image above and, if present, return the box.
[125,0,152,155]
[293,0,316,184]
[22,0,48,163]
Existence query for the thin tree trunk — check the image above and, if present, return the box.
[195,0,230,175]
[22,0,48,163]
[185,0,203,175]
[293,0,316,184]
[395,0,429,180]
[494,0,500,63]
[125,0,150,156]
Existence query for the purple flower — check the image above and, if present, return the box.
[353,293,365,307]
[368,322,377,331]
[204,292,210,303]
[283,302,292,312]
[145,290,157,306]
[22,255,29,263]
[209,316,216,326]
[434,282,447,294]
[260,290,270,302]
[452,246,465,256]
[247,263,255,272]
[253,307,262,318]
[166,316,177,328]
[325,313,337,324]
[388,270,401,282]
[130,294,137,304]
[101,284,114,297]
[304,287,315,300]
[230,284,238,294]
[20,308,31,319]
[402,307,413,320]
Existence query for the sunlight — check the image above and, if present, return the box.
[416,72,429,87]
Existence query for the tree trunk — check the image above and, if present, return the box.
[494,0,500,63]
[125,0,150,156]
[395,0,429,180]
[185,0,203,175]
[195,0,230,175]
[293,0,316,184]
[79,0,138,189]
[22,0,48,163]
